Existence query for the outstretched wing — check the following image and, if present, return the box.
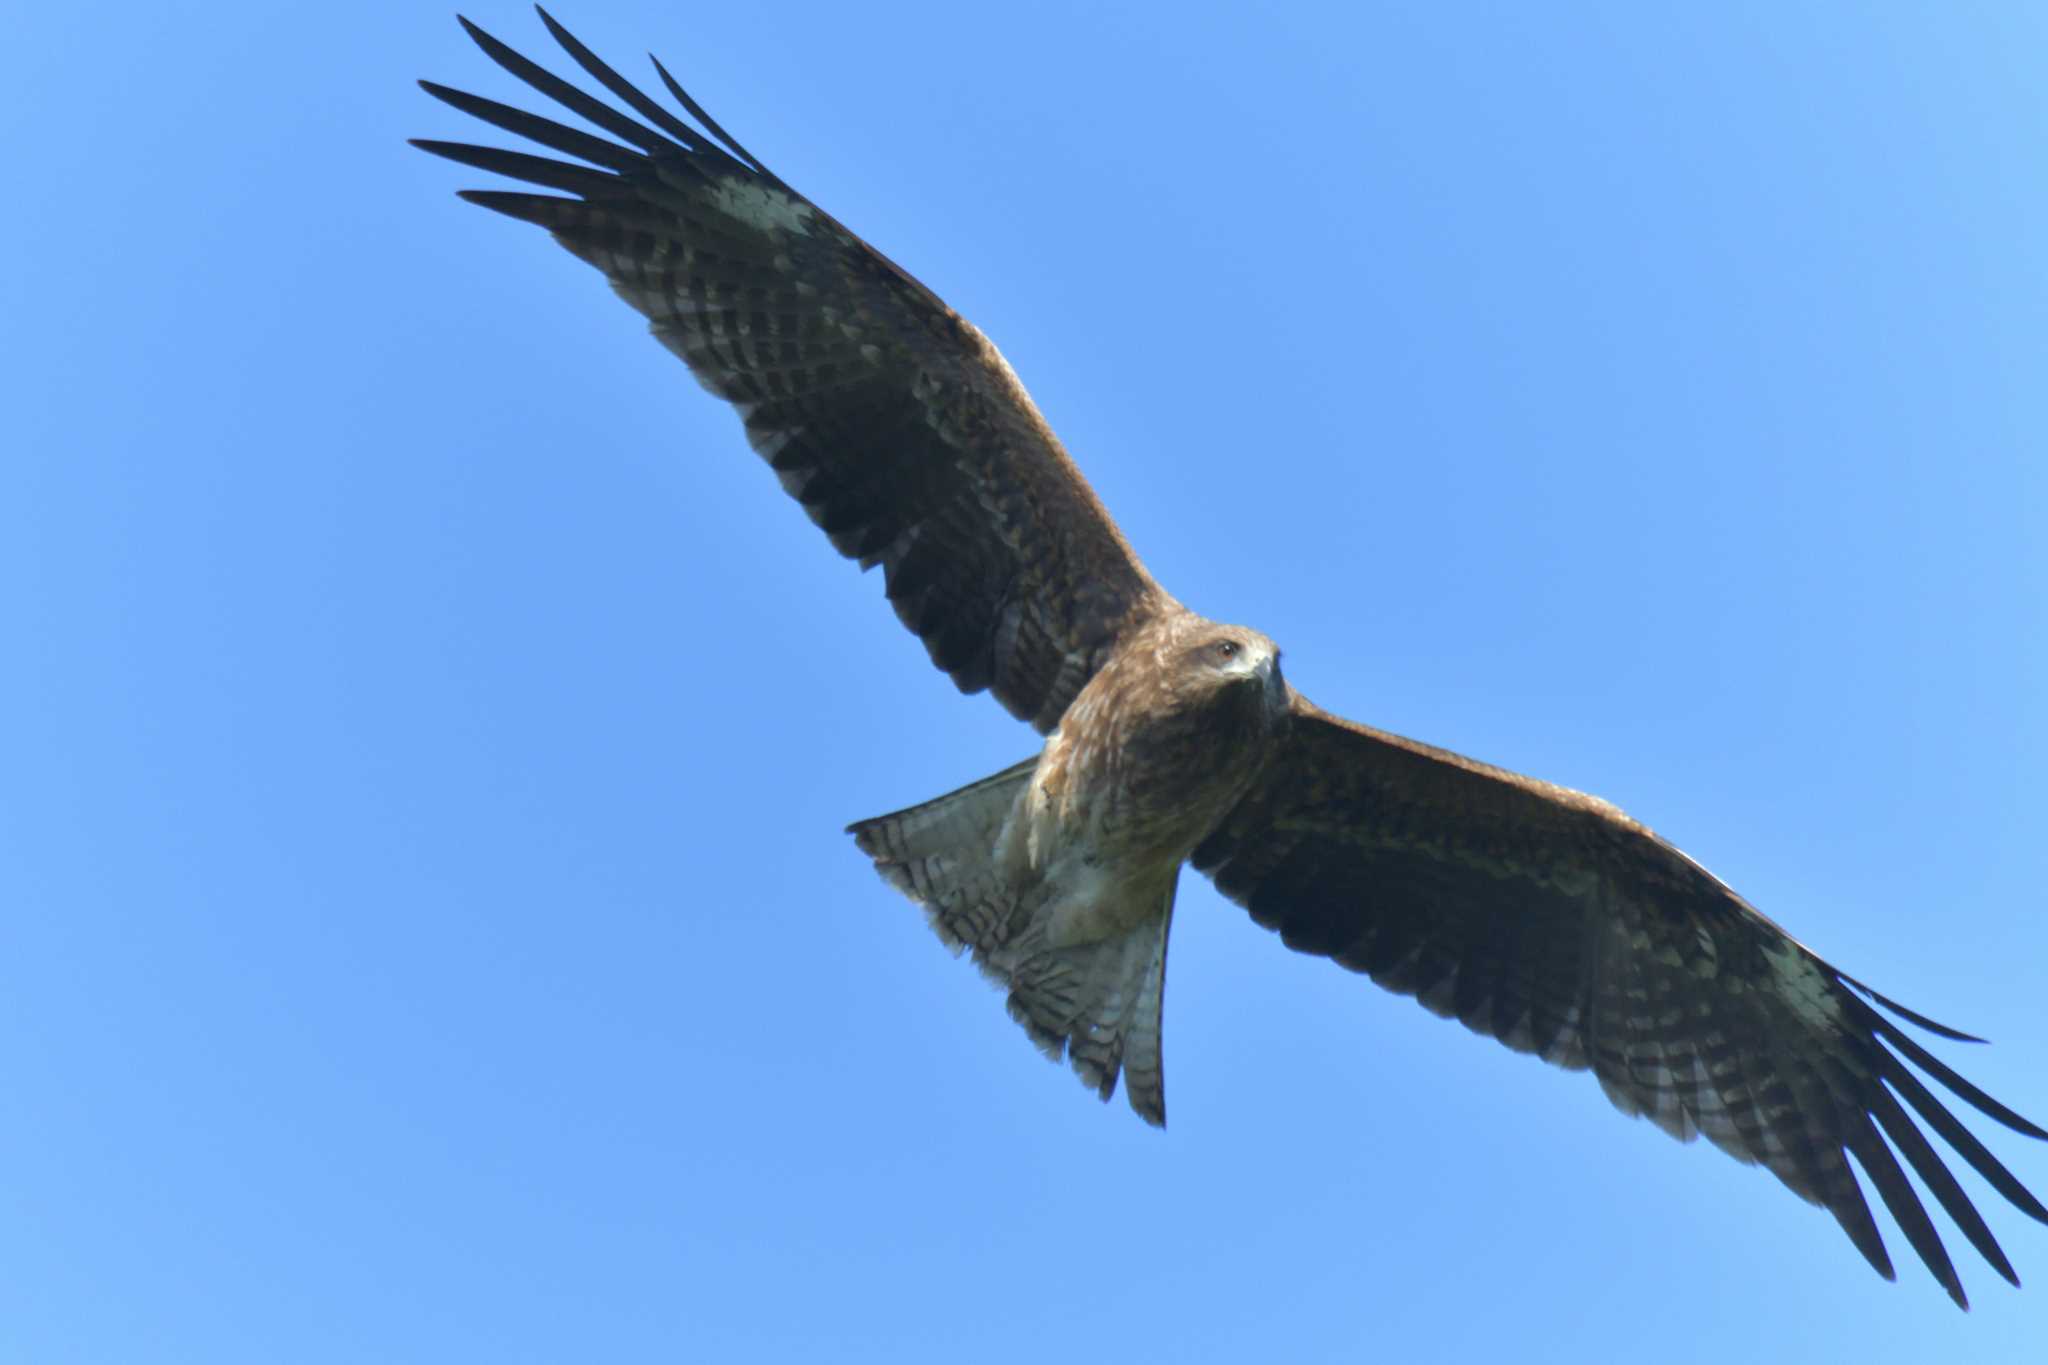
[415,10,1167,732]
[1192,697,2047,1308]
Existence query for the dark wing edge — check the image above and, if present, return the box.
[414,7,1168,732]
[1192,696,2047,1308]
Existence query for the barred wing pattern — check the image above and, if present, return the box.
[1193,699,2048,1308]
[416,11,1165,731]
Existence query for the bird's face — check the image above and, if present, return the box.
[1180,624,1286,722]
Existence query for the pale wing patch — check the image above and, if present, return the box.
[1764,938,1849,1033]
[705,178,815,235]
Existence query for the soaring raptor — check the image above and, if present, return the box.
[417,9,2044,1307]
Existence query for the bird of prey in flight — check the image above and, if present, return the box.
[416,8,2043,1308]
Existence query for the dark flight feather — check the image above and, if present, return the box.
[1192,700,2046,1307]
[418,12,1169,730]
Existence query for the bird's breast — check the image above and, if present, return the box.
[1017,685,1276,886]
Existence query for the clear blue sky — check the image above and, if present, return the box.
[5,3,2045,1360]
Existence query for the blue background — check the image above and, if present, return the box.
[6,2,2045,1359]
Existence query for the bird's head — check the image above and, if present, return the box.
[1177,622,1287,723]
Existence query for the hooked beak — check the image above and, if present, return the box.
[1259,650,1286,709]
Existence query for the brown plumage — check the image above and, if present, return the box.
[416,9,2044,1309]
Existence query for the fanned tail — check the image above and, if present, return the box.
[850,765,1175,1126]
[849,759,1037,954]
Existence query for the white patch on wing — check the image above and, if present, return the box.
[706,179,815,235]
[1764,939,1843,1031]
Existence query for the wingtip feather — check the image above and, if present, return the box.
[1841,972,1988,1043]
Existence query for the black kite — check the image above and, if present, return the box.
[416,9,2044,1308]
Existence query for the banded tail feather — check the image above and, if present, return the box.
[851,763,1175,1126]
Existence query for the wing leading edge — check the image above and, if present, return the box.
[1194,698,2047,1308]
[416,8,1168,732]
